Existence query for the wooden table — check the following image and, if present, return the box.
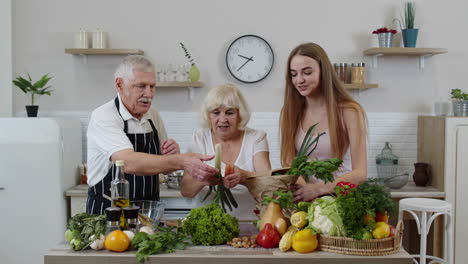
[45,243,413,264]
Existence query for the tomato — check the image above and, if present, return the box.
[363,214,375,225]
[105,230,130,252]
[375,211,389,223]
[292,229,318,253]
[256,223,280,248]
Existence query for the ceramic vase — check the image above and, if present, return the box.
[189,64,200,82]
[402,28,419,48]
[413,162,431,186]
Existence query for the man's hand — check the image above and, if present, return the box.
[161,139,180,155]
[182,153,218,182]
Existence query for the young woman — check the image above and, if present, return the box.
[280,43,367,202]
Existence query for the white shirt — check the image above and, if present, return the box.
[87,94,168,187]
[188,127,269,221]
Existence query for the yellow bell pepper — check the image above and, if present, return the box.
[291,229,318,253]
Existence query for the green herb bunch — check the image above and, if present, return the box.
[179,42,196,66]
[182,203,239,245]
[66,213,106,251]
[286,123,343,183]
[132,225,188,262]
[262,190,296,210]
[335,179,395,239]
[451,88,468,100]
[12,73,53,105]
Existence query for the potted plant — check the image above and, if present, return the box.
[451,89,468,116]
[179,42,200,82]
[12,73,53,117]
[372,27,397,48]
[394,1,418,47]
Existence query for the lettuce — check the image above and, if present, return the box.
[183,203,239,245]
[306,196,345,236]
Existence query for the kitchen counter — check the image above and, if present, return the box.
[65,181,445,199]
[45,243,412,264]
[65,184,183,198]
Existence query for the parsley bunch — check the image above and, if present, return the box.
[66,213,106,251]
[335,179,395,239]
[132,225,188,262]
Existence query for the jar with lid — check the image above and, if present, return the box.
[351,63,365,84]
[123,206,140,233]
[339,63,348,83]
[105,207,121,234]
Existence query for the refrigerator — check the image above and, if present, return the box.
[0,117,82,264]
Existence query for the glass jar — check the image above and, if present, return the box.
[339,63,348,83]
[351,63,365,84]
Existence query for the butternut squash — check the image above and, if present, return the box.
[259,202,289,236]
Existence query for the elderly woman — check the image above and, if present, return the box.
[180,83,271,221]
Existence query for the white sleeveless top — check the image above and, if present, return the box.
[187,127,269,221]
[295,128,352,183]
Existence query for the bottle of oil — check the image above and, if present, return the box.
[111,160,129,228]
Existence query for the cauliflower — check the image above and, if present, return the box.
[307,196,345,237]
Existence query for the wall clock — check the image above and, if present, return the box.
[225,35,274,83]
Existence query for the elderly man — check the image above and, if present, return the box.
[86,55,217,214]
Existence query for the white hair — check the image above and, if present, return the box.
[114,55,155,82]
[200,83,251,130]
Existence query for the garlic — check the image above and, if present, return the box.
[123,230,135,241]
[139,226,155,235]
[89,234,105,250]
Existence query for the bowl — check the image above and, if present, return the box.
[384,173,409,189]
[130,200,165,226]
[167,170,183,189]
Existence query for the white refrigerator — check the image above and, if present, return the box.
[0,117,82,264]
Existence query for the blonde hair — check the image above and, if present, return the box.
[280,43,366,167]
[200,83,251,130]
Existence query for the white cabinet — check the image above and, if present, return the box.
[418,116,468,263]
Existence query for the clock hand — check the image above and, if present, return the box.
[238,54,254,61]
[237,56,253,71]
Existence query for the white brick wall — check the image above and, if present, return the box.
[38,111,419,178]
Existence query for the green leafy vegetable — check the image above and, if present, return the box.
[261,190,296,210]
[286,123,342,183]
[306,196,345,236]
[335,179,395,239]
[183,203,239,245]
[288,158,343,183]
[132,226,188,262]
[66,213,106,251]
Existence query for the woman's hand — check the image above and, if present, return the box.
[290,183,326,202]
[222,165,243,189]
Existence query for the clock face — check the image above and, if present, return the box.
[226,35,274,83]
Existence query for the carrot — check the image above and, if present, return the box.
[225,163,234,176]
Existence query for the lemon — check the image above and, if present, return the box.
[372,221,390,239]
[290,211,308,228]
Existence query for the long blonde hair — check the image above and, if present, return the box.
[280,43,365,167]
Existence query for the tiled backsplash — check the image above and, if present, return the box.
[40,111,419,178]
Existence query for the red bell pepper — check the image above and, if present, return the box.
[335,181,357,196]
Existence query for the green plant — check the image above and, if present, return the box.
[179,42,196,66]
[12,73,53,105]
[451,89,468,101]
[403,1,416,29]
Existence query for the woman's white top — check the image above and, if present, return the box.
[187,127,269,221]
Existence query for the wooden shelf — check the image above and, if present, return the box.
[363,48,447,56]
[363,47,447,69]
[65,48,144,55]
[344,83,378,89]
[156,81,204,88]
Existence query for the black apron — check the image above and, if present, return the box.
[86,97,160,215]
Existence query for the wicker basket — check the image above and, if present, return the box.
[319,221,403,256]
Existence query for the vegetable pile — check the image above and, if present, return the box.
[183,203,239,245]
[64,213,106,251]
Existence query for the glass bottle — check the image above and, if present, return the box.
[123,206,140,233]
[105,207,121,234]
[111,160,129,228]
